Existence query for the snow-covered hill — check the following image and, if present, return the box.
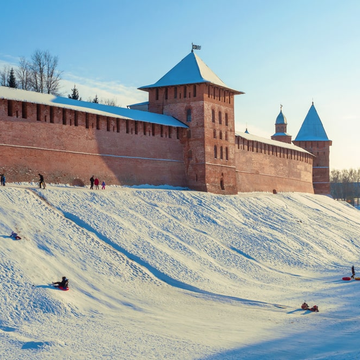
[0,184,360,359]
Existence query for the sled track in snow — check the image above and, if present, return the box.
[30,189,288,311]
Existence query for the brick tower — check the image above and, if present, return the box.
[271,105,292,144]
[139,51,244,194]
[293,102,332,194]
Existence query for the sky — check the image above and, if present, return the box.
[1,0,359,170]
[1,184,360,358]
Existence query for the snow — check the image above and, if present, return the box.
[139,52,243,94]
[236,131,311,154]
[0,184,360,359]
[0,86,188,128]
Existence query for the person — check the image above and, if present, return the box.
[10,231,21,240]
[351,265,355,279]
[94,177,99,190]
[1,174,5,186]
[301,302,309,310]
[52,276,69,289]
[90,175,94,190]
[38,174,46,189]
[101,180,106,190]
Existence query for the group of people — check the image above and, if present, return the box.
[0,174,5,186]
[90,176,105,190]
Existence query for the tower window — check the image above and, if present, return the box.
[214,145,217,158]
[86,113,89,129]
[219,111,222,124]
[226,147,229,160]
[212,109,215,123]
[193,84,196,97]
[219,131,222,140]
[183,85,187,98]
[225,113,228,126]
[116,118,120,133]
[213,129,216,138]
[174,87,177,99]
[96,115,100,130]
[220,146,223,159]
[186,108,192,122]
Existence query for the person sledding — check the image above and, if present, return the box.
[10,231,21,240]
[351,265,355,279]
[52,276,69,290]
[301,302,319,312]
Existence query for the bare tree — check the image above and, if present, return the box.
[16,57,32,90]
[0,65,10,86]
[29,50,61,94]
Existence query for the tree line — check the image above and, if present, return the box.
[330,168,360,204]
[0,50,118,105]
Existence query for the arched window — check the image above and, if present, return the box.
[193,84,196,97]
[186,108,192,122]
[225,113,228,126]
[219,111,222,124]
[184,85,187,98]
[156,88,159,101]
[220,146,223,159]
[225,147,229,160]
[219,131,222,140]
[214,145,217,158]
[212,109,215,123]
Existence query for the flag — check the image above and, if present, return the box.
[192,44,201,50]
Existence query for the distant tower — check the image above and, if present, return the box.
[139,51,244,194]
[271,105,292,144]
[293,102,332,194]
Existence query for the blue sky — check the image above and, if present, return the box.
[1,0,359,170]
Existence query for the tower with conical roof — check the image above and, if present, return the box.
[293,102,332,194]
[271,105,292,144]
[139,50,244,194]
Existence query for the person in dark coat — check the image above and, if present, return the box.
[1,174,5,186]
[90,175,95,190]
[38,174,45,189]
[52,276,69,289]
[351,265,355,279]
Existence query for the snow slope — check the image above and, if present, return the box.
[0,184,360,359]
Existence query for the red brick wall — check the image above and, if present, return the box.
[235,135,314,193]
[147,83,239,194]
[0,99,187,187]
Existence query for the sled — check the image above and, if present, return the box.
[355,277,360,281]
[58,286,69,291]
[342,277,351,281]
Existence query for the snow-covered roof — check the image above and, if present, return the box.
[139,52,243,94]
[295,103,330,141]
[275,109,287,125]
[236,131,312,154]
[0,87,188,128]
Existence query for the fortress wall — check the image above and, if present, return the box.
[235,136,314,193]
[0,99,187,187]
